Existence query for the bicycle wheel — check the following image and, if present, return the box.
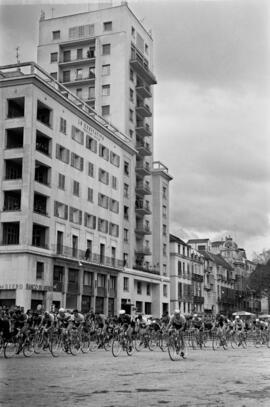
[168,338,181,361]
[89,332,98,352]
[253,334,261,348]
[70,335,81,356]
[126,340,135,356]
[50,336,63,357]
[212,335,219,351]
[4,339,19,359]
[112,338,122,357]
[230,334,238,349]
[135,335,145,352]
[81,333,90,353]
[148,336,157,351]
[159,335,168,352]
[23,340,35,357]
[34,333,44,354]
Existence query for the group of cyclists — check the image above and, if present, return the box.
[0,305,269,358]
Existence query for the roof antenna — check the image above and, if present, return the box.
[16,46,20,64]
[51,8,55,18]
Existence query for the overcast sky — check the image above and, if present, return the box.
[0,0,269,258]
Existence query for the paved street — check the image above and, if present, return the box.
[1,346,270,407]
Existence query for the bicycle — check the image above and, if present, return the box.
[167,329,186,361]
[112,329,135,357]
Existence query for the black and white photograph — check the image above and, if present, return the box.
[0,0,269,406]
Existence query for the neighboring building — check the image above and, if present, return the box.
[187,238,211,252]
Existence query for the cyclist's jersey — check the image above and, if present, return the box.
[192,318,203,330]
[204,320,213,330]
[13,313,27,329]
[41,313,54,327]
[57,312,72,328]
[71,313,85,327]
[169,314,186,330]
[233,319,244,330]
[118,314,131,327]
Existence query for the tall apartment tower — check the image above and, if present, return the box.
[37,3,172,316]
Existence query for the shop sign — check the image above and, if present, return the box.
[26,283,54,292]
[0,283,23,290]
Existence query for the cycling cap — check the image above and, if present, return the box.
[174,309,180,314]
[235,315,240,319]
[193,314,197,318]
[59,308,65,313]
[256,318,259,322]
[119,309,126,315]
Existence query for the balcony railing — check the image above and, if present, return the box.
[193,296,205,304]
[135,200,152,215]
[135,224,152,235]
[136,123,152,138]
[97,287,107,297]
[192,273,204,283]
[136,181,151,195]
[133,264,159,275]
[135,162,151,177]
[83,285,94,296]
[59,55,96,66]
[67,282,79,294]
[53,281,64,292]
[135,246,152,256]
[136,142,151,156]
[130,47,157,85]
[136,103,152,118]
[136,84,152,99]
[108,288,117,298]
[52,245,124,269]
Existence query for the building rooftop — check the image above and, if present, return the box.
[170,234,188,246]
[187,238,210,244]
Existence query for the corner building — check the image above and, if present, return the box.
[0,63,136,313]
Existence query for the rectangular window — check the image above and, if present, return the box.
[109,223,119,237]
[103,21,112,31]
[60,117,67,134]
[130,68,134,82]
[178,261,182,276]
[102,105,110,116]
[88,86,95,99]
[123,277,129,292]
[71,153,84,171]
[76,88,82,98]
[69,24,94,39]
[102,84,110,96]
[102,44,111,55]
[162,205,167,217]
[76,68,83,80]
[110,198,119,213]
[98,193,109,209]
[58,173,65,190]
[71,126,84,144]
[52,30,60,40]
[124,161,129,176]
[137,281,142,295]
[99,144,109,161]
[86,135,97,153]
[88,162,94,177]
[73,180,80,197]
[63,50,71,62]
[163,224,167,236]
[77,48,83,59]
[54,201,68,220]
[87,188,93,202]
[99,168,109,185]
[98,218,109,233]
[50,52,58,63]
[84,212,96,229]
[69,207,82,225]
[110,151,120,167]
[163,284,168,297]
[146,284,151,296]
[36,262,44,279]
[56,144,70,164]
[102,64,110,76]
[50,72,57,80]
[124,206,129,220]
[129,88,134,102]
[124,183,129,198]
[129,109,134,122]
[163,244,167,256]
[63,70,70,82]
[112,176,117,190]
[163,186,167,199]
[124,228,128,242]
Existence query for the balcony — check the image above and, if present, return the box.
[193,296,205,304]
[61,73,95,87]
[135,224,152,235]
[135,199,152,216]
[67,282,80,294]
[133,264,159,275]
[97,287,107,297]
[130,48,157,85]
[192,273,204,283]
[83,285,94,296]
[135,162,151,177]
[53,281,64,292]
[59,56,96,68]
[136,141,152,156]
[136,181,151,196]
[204,283,212,291]
[59,37,96,49]
[136,103,152,118]
[135,123,152,138]
[52,245,124,269]
[136,84,152,99]
[135,246,152,256]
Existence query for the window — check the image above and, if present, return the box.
[72,235,78,257]
[102,64,110,76]
[71,126,84,144]
[71,153,84,171]
[52,30,60,40]
[86,135,97,153]
[87,188,93,202]
[124,183,129,198]
[163,244,167,256]
[63,50,71,62]
[88,162,94,177]
[76,88,82,99]
[102,84,110,96]
[84,271,93,286]
[130,68,134,82]
[146,284,151,296]
[84,212,96,229]
[87,47,95,58]
[123,277,129,292]
[88,86,95,99]
[50,52,58,63]
[77,48,83,59]
[69,24,94,39]
[163,224,167,236]
[98,193,109,209]
[58,173,65,190]
[123,253,128,267]
[124,206,129,220]
[102,105,110,116]
[36,262,44,279]
[163,284,168,297]
[69,207,82,225]
[110,198,119,213]
[131,26,135,37]
[37,100,52,127]
[98,168,109,185]
[162,205,167,217]
[110,152,120,167]
[112,176,117,190]
[56,144,70,164]
[2,222,20,245]
[98,218,109,233]
[130,88,134,102]
[124,228,128,242]
[163,264,167,275]
[50,72,57,80]
[163,186,167,199]
[103,21,112,31]
[124,161,129,176]
[129,109,134,122]
[178,261,182,276]
[99,144,109,160]
[137,281,142,295]
[54,201,68,220]
[102,44,111,55]
[129,129,133,138]
[60,117,67,134]
[109,223,119,237]
[145,43,149,54]
[63,70,70,82]
[7,97,25,118]
[73,180,80,197]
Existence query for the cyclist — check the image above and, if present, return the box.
[39,310,55,348]
[167,309,186,357]
[72,309,85,329]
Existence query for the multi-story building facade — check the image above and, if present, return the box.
[0,4,171,316]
